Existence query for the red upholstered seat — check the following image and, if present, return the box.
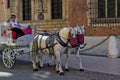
[12,31,17,39]
[23,28,32,34]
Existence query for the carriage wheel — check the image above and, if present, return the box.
[2,47,16,68]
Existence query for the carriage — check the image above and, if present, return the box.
[0,22,35,68]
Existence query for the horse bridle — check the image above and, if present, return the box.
[56,27,78,47]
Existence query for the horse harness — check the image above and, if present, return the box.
[36,34,56,55]
[56,33,68,47]
[33,32,68,55]
[46,34,56,54]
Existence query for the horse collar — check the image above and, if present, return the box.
[56,33,68,47]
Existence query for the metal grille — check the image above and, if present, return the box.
[51,0,62,19]
[88,0,120,26]
[22,0,31,21]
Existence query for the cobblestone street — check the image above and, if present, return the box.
[1,55,120,80]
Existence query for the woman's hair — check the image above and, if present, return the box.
[10,14,16,19]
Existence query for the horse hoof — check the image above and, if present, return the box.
[38,65,42,69]
[47,63,50,67]
[80,69,84,72]
[53,65,56,68]
[56,70,59,73]
[59,72,64,75]
[33,68,38,71]
[65,69,70,71]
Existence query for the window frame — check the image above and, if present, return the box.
[88,0,120,26]
[7,0,10,8]
[51,0,63,19]
[22,0,32,21]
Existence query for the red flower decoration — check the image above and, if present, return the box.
[1,0,5,5]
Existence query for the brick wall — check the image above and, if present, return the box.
[69,0,120,36]
[0,0,7,22]
[0,0,10,22]
[20,19,68,34]
[35,20,68,33]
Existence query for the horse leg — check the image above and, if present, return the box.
[65,48,71,71]
[55,51,64,75]
[30,42,38,71]
[30,51,38,71]
[53,54,59,73]
[47,55,53,66]
[38,53,44,68]
[55,58,59,73]
[76,48,84,71]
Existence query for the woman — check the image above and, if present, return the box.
[9,15,25,39]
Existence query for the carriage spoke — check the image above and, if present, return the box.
[9,60,13,67]
[10,58,15,64]
[4,58,8,64]
[3,52,8,56]
[8,61,11,68]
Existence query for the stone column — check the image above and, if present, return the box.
[108,36,119,58]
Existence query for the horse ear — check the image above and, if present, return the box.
[70,26,75,30]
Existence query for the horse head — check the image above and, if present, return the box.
[69,27,77,37]
[68,26,78,47]
[75,25,85,45]
[75,25,85,34]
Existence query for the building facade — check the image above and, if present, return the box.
[0,0,120,36]
[69,0,120,36]
[0,0,68,33]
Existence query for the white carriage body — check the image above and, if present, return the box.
[0,22,34,46]
[0,22,35,68]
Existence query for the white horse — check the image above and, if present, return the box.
[30,27,74,75]
[65,25,86,71]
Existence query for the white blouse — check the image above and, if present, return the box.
[10,20,19,28]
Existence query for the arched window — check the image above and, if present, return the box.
[51,0,62,19]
